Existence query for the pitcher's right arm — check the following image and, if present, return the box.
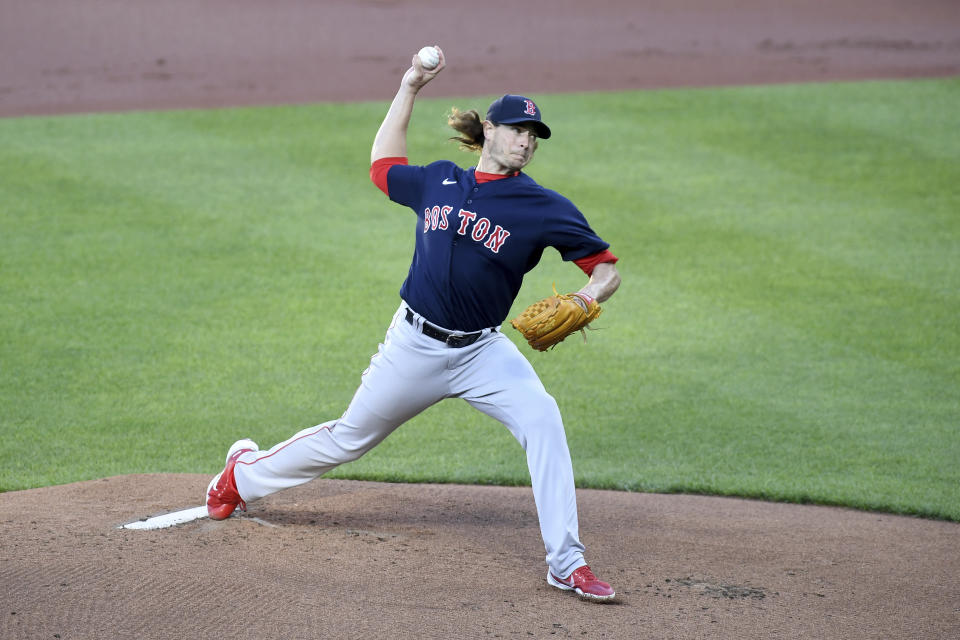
[370,46,446,164]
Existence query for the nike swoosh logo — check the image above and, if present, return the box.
[442,178,457,185]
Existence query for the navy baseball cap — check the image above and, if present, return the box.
[486,94,551,139]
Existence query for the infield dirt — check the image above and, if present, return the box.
[2,1,959,639]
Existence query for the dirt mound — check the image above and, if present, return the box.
[2,475,958,639]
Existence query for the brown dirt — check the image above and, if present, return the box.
[2,1,959,638]
[2,0,959,117]
[3,476,959,639]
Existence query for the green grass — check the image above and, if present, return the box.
[1,78,958,521]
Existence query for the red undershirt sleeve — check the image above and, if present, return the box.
[369,157,408,196]
[574,249,619,276]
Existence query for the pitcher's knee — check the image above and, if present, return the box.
[513,392,565,437]
[525,390,562,422]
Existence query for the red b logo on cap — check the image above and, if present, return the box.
[523,99,537,116]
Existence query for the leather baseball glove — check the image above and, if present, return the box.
[511,286,602,351]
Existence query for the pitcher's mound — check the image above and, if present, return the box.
[1,475,957,639]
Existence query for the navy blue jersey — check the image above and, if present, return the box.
[386,160,609,331]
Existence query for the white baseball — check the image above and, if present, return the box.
[417,46,440,70]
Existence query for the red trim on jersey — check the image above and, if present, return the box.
[574,249,619,276]
[370,156,409,195]
[475,169,519,183]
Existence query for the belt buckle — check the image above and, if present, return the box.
[446,333,466,347]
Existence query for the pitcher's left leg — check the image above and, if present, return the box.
[456,333,585,578]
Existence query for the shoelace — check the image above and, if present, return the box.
[572,567,599,584]
[209,483,246,511]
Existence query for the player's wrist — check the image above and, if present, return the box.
[570,292,595,312]
[572,291,595,306]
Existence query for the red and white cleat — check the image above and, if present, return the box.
[547,565,616,602]
[205,439,258,520]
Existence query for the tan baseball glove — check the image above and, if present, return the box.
[511,286,602,351]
